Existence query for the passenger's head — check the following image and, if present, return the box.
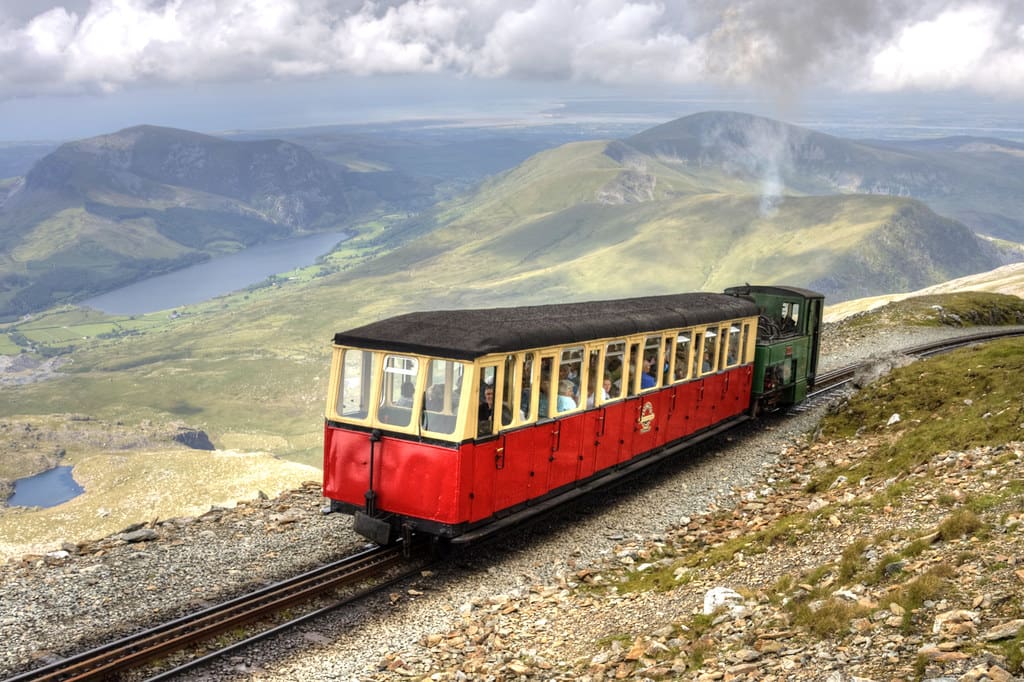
[558,379,574,396]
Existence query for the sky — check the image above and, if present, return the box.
[2,0,1023,141]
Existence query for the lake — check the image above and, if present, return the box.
[80,230,349,315]
[9,466,84,508]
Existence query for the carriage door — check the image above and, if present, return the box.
[596,340,629,468]
[664,331,693,439]
[490,353,538,514]
[631,335,666,455]
[579,346,604,479]
[691,329,716,431]
[543,346,585,492]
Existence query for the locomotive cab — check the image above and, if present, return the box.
[724,285,824,413]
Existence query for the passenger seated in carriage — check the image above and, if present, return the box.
[641,355,657,388]
[556,379,577,413]
[477,385,495,435]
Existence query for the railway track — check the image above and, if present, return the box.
[6,327,1021,682]
[4,543,427,682]
[807,326,1024,401]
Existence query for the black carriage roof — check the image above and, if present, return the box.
[332,292,760,361]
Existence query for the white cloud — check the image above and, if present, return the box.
[1,0,1023,100]
[866,5,1014,91]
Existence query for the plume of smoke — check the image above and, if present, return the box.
[700,115,794,216]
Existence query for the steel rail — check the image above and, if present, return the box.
[3,544,408,682]
[144,557,431,681]
[808,327,1024,401]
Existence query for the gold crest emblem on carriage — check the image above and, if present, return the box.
[638,401,655,433]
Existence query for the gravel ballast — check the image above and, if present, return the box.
[1,324,1019,681]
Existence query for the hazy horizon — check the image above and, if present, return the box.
[4,85,1024,146]
[2,1,1022,143]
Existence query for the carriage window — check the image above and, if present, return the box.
[539,357,555,418]
[556,347,583,414]
[726,325,741,366]
[691,331,704,378]
[423,359,465,435]
[520,352,537,421]
[639,335,661,392]
[337,349,373,420]
[477,365,498,436]
[662,336,675,383]
[584,348,603,408]
[701,330,718,375]
[501,355,518,428]
[741,322,752,363]
[603,341,625,401]
[380,355,418,427]
[627,343,639,395]
[674,332,691,382]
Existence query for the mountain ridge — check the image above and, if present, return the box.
[0,125,424,320]
[399,122,1008,304]
[620,111,1024,242]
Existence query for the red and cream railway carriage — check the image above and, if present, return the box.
[323,291,767,545]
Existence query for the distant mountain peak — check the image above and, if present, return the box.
[623,111,831,171]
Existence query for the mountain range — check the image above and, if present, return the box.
[379,112,1016,306]
[2,111,1023,323]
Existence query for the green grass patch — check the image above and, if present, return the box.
[681,513,812,572]
[617,564,680,593]
[790,598,872,638]
[685,637,713,671]
[995,628,1024,673]
[964,492,1006,514]
[837,292,1024,330]
[819,338,1024,482]
[869,480,915,508]
[903,292,1024,327]
[838,538,870,582]
[594,633,634,649]
[889,564,955,631]
[937,508,985,541]
[901,537,932,558]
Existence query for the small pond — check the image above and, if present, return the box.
[8,466,84,508]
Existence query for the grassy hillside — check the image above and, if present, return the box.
[825,262,1024,322]
[0,113,1016,464]
[345,139,997,305]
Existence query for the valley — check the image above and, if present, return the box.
[1,110,1023,536]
